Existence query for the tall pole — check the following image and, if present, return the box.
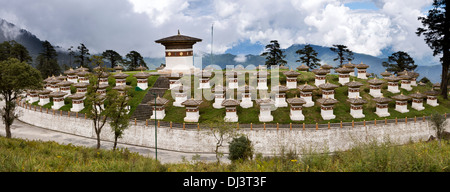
[211,23,214,66]
[153,93,157,161]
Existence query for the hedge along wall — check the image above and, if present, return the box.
[15,102,441,156]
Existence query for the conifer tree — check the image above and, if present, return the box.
[261,40,287,68]
[330,44,354,68]
[74,43,90,68]
[102,50,123,68]
[382,51,417,75]
[417,0,449,99]
[36,40,60,77]
[0,40,32,64]
[296,44,321,70]
[125,50,146,71]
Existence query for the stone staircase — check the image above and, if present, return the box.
[130,76,169,121]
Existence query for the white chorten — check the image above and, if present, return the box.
[286,96,306,121]
[409,92,426,111]
[392,93,410,113]
[182,99,203,122]
[347,97,367,119]
[155,30,202,74]
[222,98,240,122]
[373,96,392,117]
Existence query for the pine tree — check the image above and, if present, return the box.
[102,50,123,68]
[295,44,321,70]
[261,40,287,68]
[67,46,75,68]
[124,50,146,71]
[382,51,417,75]
[330,44,354,68]
[74,43,90,68]
[0,40,32,64]
[417,0,449,99]
[36,40,60,77]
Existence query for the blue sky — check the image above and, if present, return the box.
[345,1,379,10]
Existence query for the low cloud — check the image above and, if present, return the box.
[234,54,247,63]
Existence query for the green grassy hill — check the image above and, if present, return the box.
[160,69,450,124]
[28,69,449,125]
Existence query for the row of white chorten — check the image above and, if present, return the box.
[24,64,441,124]
[159,65,439,123]
[25,65,150,113]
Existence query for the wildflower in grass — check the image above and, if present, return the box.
[57,156,62,158]
[291,159,297,163]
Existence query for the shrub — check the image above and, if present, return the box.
[430,113,448,144]
[228,135,253,162]
[419,77,431,84]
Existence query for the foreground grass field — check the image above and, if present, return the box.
[1,136,449,172]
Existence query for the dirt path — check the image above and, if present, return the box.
[0,100,229,164]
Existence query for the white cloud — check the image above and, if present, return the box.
[0,0,436,63]
[303,3,394,56]
[377,0,434,59]
[128,0,190,26]
[234,54,247,63]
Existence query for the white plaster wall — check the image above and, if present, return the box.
[15,105,441,156]
[165,56,193,71]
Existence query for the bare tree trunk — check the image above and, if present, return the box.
[96,132,101,149]
[113,136,118,151]
[5,123,11,138]
[441,52,449,99]
[4,103,11,138]
[442,3,450,100]
[215,141,221,163]
[94,119,101,149]
[2,94,15,138]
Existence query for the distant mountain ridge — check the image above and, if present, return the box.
[0,18,442,83]
[173,44,442,83]
[0,19,44,59]
[0,19,72,69]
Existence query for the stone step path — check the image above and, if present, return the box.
[130,76,169,121]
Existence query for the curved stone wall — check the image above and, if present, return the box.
[15,102,439,155]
